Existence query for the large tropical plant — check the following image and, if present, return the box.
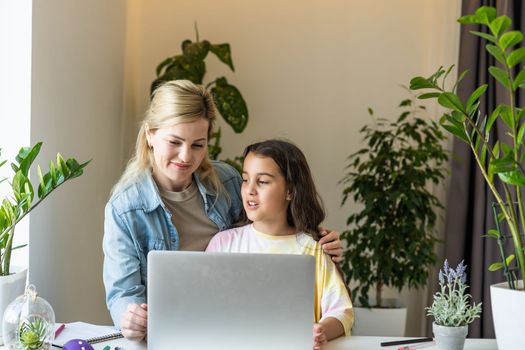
[409,6,525,289]
[0,143,89,275]
[340,94,448,308]
[152,25,248,172]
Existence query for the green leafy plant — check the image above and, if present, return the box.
[152,24,248,172]
[0,143,89,276]
[427,260,482,327]
[340,94,448,308]
[409,6,525,289]
[18,317,49,350]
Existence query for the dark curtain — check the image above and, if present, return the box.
[446,0,525,338]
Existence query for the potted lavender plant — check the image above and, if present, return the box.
[427,260,482,350]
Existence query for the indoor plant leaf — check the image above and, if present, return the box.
[211,77,248,133]
[499,30,523,50]
[181,39,210,60]
[210,43,235,71]
[506,47,525,68]
[489,15,511,36]
[488,66,511,89]
[486,44,506,65]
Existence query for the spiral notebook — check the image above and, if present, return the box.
[52,322,123,347]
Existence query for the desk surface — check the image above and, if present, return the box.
[89,335,497,350]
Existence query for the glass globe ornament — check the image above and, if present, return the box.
[2,284,55,350]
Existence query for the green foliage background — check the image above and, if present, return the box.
[340,96,448,308]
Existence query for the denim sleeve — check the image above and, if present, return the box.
[227,169,243,223]
[103,201,146,328]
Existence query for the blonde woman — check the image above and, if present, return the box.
[103,80,343,341]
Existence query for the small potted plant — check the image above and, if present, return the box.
[0,143,89,342]
[340,92,448,335]
[427,260,482,350]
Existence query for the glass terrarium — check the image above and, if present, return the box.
[2,284,55,350]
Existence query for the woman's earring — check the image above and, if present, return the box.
[286,194,292,201]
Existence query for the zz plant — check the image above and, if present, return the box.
[152,25,248,172]
[409,6,525,289]
[340,95,448,308]
[0,143,89,275]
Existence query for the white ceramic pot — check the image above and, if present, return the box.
[432,322,467,350]
[490,280,524,350]
[352,302,407,336]
[0,267,27,345]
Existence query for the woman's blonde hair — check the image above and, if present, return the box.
[111,80,225,197]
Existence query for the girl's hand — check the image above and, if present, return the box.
[120,303,148,341]
[313,323,328,349]
[319,228,343,263]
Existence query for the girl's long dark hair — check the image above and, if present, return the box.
[242,139,325,240]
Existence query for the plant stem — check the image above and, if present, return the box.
[2,226,14,275]
[461,97,525,281]
[504,59,525,285]
[194,21,199,42]
[376,280,382,308]
[0,176,70,240]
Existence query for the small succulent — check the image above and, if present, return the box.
[427,260,482,327]
[18,317,49,350]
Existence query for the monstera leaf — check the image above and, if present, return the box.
[211,77,248,133]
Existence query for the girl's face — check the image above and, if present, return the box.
[147,118,209,191]
[241,152,291,232]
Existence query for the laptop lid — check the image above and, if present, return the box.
[147,251,314,350]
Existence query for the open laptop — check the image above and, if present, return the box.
[147,251,314,350]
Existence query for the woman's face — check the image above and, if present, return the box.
[147,118,209,191]
[241,152,290,230]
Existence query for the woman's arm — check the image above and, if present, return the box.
[103,202,146,330]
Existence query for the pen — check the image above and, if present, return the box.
[54,323,65,338]
[397,341,436,350]
[381,337,434,347]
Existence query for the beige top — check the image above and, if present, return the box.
[160,181,219,251]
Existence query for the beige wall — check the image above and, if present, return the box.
[122,0,461,335]
[124,0,460,231]
[29,0,126,324]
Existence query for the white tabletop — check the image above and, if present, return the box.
[325,336,496,350]
[88,335,497,350]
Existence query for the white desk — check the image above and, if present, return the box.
[325,336,496,349]
[90,336,497,350]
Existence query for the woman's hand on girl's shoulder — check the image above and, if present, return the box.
[319,228,343,263]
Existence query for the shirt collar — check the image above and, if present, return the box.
[138,169,216,212]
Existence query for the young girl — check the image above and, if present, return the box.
[206,139,354,349]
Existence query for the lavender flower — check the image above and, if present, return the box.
[426,260,482,327]
[456,260,467,284]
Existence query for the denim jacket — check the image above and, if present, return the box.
[103,161,243,327]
